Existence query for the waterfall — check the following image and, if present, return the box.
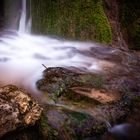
[19,0,31,33]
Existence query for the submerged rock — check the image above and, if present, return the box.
[0,85,42,137]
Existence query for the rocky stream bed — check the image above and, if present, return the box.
[0,45,140,140]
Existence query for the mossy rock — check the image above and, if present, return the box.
[31,0,112,44]
[37,66,140,112]
[38,114,59,140]
[36,67,108,103]
[43,105,107,139]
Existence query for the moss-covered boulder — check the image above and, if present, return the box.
[31,0,112,44]
[36,62,140,139]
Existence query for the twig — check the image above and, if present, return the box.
[42,64,47,69]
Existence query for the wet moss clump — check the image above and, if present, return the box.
[80,74,105,89]
[68,111,90,124]
[39,115,59,140]
[63,109,107,138]
[31,0,112,44]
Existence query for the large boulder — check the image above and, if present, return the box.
[0,85,42,137]
[36,65,140,139]
[36,45,140,139]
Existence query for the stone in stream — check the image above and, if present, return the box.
[36,66,140,139]
[0,85,42,137]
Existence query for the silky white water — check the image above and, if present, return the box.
[0,0,116,95]
[0,31,114,95]
[18,0,31,33]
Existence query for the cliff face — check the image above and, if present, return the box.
[103,0,140,50]
[31,0,140,50]
[103,0,128,50]
[0,0,4,29]
[119,0,140,50]
[4,0,21,30]
[31,0,112,44]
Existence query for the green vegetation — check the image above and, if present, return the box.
[68,111,90,124]
[80,74,105,89]
[51,83,65,103]
[31,0,112,44]
[39,115,59,139]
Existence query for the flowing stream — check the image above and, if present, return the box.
[0,31,110,95]
[1,0,139,138]
[0,0,117,96]
[19,0,31,33]
[0,4,125,130]
[0,1,118,129]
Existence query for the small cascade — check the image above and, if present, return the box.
[105,121,112,130]
[19,0,31,33]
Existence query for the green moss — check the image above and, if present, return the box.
[51,83,65,103]
[80,74,105,89]
[31,0,112,44]
[91,0,112,44]
[39,115,59,139]
[68,111,90,125]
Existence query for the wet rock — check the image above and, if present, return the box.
[36,67,140,138]
[0,85,42,137]
[36,67,83,102]
[38,114,59,140]
[43,105,107,140]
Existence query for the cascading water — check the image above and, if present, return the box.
[0,0,117,95]
[19,0,31,33]
[18,0,27,32]
[1,1,140,138]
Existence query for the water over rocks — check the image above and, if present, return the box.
[0,54,140,139]
[0,31,140,139]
